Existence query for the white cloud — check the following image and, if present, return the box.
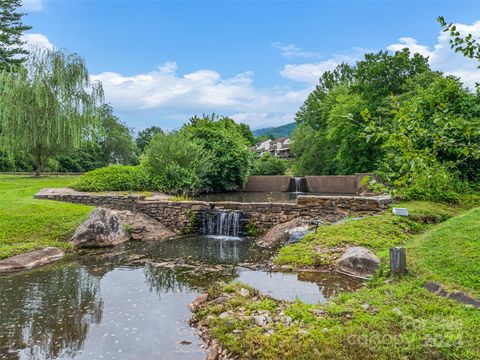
[387,22,480,88]
[271,42,320,59]
[22,0,44,12]
[92,62,310,130]
[279,49,367,84]
[387,37,432,58]
[280,59,341,84]
[21,33,54,50]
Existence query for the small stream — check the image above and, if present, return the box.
[0,236,362,360]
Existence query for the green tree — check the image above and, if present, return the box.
[438,16,480,65]
[364,76,480,200]
[237,123,256,146]
[96,104,138,165]
[353,49,430,106]
[0,0,32,71]
[293,50,433,176]
[252,153,289,175]
[0,47,103,175]
[136,126,164,153]
[145,132,212,195]
[181,114,254,191]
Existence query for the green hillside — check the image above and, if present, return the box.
[252,122,296,139]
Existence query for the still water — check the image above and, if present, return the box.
[193,192,303,203]
[0,236,361,360]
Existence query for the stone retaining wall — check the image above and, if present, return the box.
[245,174,370,194]
[245,176,292,192]
[35,190,391,234]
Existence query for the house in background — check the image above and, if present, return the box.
[253,137,293,158]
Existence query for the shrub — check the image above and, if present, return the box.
[74,165,150,192]
[252,153,289,175]
[144,132,212,195]
[181,115,254,191]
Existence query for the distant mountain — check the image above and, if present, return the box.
[252,122,297,139]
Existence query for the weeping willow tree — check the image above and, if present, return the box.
[0,47,104,175]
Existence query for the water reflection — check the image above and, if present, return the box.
[0,237,361,359]
[0,264,103,360]
[194,191,302,203]
[237,270,362,304]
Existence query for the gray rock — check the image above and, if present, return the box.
[113,210,176,241]
[71,208,131,247]
[392,307,403,316]
[424,281,480,308]
[239,288,250,298]
[335,246,380,277]
[219,312,231,319]
[254,315,267,326]
[447,291,480,308]
[285,225,312,244]
[256,218,309,248]
[0,247,64,274]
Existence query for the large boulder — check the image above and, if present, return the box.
[335,246,380,278]
[285,225,312,244]
[256,218,308,248]
[113,210,176,241]
[71,208,131,247]
[0,247,64,274]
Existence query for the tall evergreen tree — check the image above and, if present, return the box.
[0,0,32,71]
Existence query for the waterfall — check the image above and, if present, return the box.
[199,210,242,237]
[294,177,301,193]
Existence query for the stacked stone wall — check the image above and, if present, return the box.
[35,191,391,234]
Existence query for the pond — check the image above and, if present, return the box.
[0,236,362,360]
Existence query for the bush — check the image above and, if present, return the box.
[252,153,288,175]
[181,115,254,191]
[144,132,212,195]
[74,165,150,192]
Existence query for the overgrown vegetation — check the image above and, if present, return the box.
[0,175,92,259]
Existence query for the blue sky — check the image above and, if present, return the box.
[21,0,480,132]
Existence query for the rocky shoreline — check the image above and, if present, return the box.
[188,282,340,360]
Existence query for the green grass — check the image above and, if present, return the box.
[195,281,480,359]
[410,207,480,298]
[0,175,93,259]
[274,200,478,267]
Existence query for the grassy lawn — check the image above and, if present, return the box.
[194,196,480,359]
[0,175,93,259]
[410,207,480,298]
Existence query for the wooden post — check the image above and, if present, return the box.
[390,247,407,276]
